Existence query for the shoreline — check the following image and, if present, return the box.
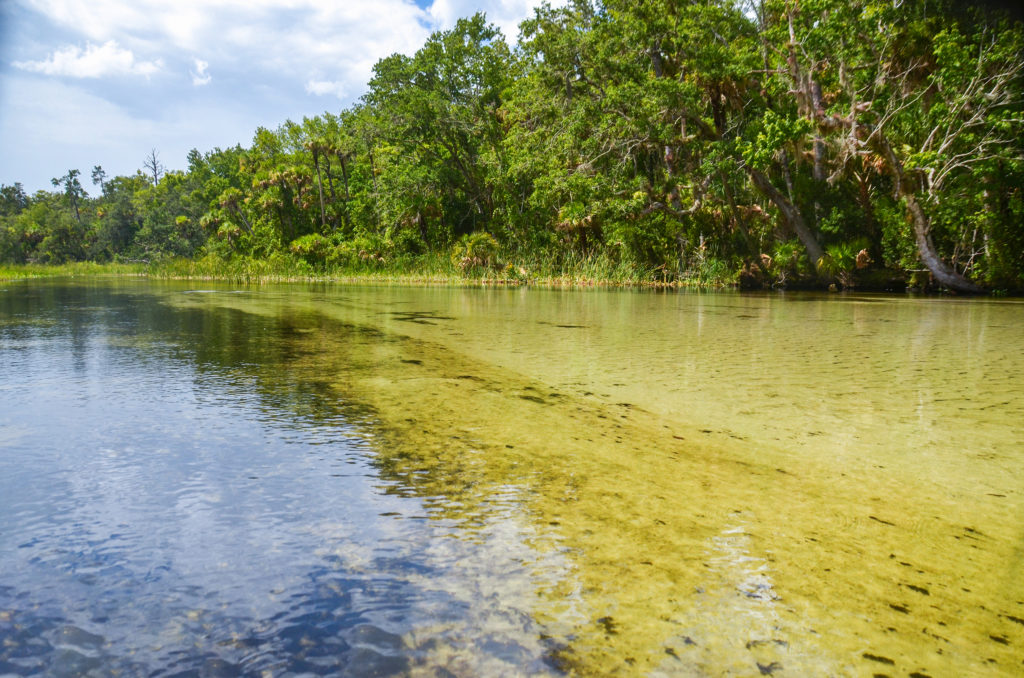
[0,260,1010,296]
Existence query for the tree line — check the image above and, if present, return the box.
[2,0,1021,291]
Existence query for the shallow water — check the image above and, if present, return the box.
[1,279,1022,676]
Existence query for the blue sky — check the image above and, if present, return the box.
[0,0,558,193]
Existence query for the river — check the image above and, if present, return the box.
[1,279,1021,676]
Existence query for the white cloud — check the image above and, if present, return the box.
[427,0,558,42]
[0,75,158,189]
[13,40,162,78]
[305,79,345,98]
[191,58,211,86]
[13,1,561,102]
[0,74,258,191]
[2,1,570,191]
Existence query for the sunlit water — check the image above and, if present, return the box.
[1,279,1022,677]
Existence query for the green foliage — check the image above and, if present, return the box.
[0,261,147,280]
[0,183,29,216]
[741,111,813,170]
[289,233,334,264]
[364,13,511,243]
[2,1,1022,292]
[451,231,500,271]
[817,238,872,286]
[683,256,735,286]
[771,241,810,277]
[878,201,920,271]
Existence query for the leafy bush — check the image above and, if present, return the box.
[817,239,870,287]
[451,231,499,271]
[289,233,333,263]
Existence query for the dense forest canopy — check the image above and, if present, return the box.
[2,0,1022,291]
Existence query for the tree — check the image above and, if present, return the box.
[2,1,1021,289]
[92,174,147,259]
[51,169,86,224]
[91,165,108,194]
[857,7,1022,291]
[364,13,512,241]
[0,183,29,216]
[143,148,164,186]
[300,117,330,231]
[760,0,1024,291]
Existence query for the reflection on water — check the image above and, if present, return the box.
[1,280,1022,676]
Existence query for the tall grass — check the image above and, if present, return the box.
[148,252,472,285]
[0,261,148,281]
[678,256,737,287]
[2,250,738,288]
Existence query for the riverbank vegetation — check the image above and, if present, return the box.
[2,0,1021,292]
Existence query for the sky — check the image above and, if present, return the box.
[0,0,559,194]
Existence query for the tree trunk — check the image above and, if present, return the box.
[747,167,825,267]
[904,193,985,293]
[323,154,337,203]
[232,206,252,233]
[312,149,327,230]
[872,134,985,293]
[337,152,351,202]
[810,79,826,183]
[416,210,427,243]
[368,152,379,194]
[855,171,882,262]
[719,170,755,253]
[368,151,380,226]
[278,181,294,241]
[336,152,351,229]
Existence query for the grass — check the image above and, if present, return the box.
[1,252,739,289]
[150,251,736,288]
[0,261,149,281]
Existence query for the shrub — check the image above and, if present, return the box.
[451,231,499,271]
[289,233,333,263]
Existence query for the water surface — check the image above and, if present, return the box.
[1,279,1022,676]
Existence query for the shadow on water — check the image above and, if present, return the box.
[0,283,565,676]
[386,310,456,325]
[2,280,1023,676]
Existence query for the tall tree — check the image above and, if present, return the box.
[364,13,512,240]
[0,183,29,216]
[51,169,85,224]
[91,165,108,194]
[143,149,164,186]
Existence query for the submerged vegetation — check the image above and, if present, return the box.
[2,1,1022,291]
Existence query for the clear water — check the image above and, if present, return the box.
[1,279,1022,676]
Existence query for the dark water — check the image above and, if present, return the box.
[0,281,560,677]
[1,279,1023,677]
